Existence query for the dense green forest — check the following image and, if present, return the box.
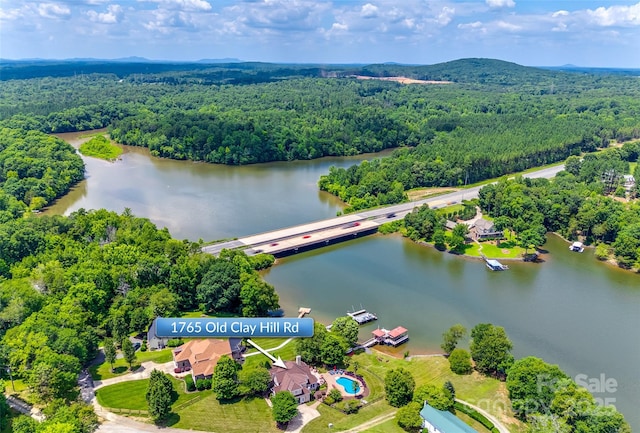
[2,59,639,167]
[0,209,279,430]
[0,59,637,431]
[0,128,84,215]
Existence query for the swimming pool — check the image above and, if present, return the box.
[336,376,361,394]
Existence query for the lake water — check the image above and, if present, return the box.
[50,131,640,429]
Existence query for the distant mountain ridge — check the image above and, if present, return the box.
[1,57,636,83]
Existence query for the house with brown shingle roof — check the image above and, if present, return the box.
[270,357,319,404]
[173,339,235,381]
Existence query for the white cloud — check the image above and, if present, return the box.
[222,0,329,33]
[0,7,23,21]
[586,2,640,27]
[141,0,212,12]
[458,21,483,29]
[496,20,521,31]
[37,2,71,19]
[486,0,515,9]
[437,6,455,26]
[87,4,123,24]
[144,9,199,33]
[361,3,378,19]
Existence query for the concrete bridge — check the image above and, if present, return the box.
[202,164,565,257]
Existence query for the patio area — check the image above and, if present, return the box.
[322,370,368,399]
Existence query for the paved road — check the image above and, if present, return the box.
[202,163,566,256]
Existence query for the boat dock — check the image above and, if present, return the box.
[484,257,509,271]
[361,326,409,348]
[298,307,311,318]
[347,308,378,325]
[569,241,584,252]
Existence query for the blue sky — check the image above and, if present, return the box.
[1,0,639,67]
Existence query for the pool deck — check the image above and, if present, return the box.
[322,372,366,398]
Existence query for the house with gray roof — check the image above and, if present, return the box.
[147,317,168,350]
[470,218,503,241]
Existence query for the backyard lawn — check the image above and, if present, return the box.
[242,337,298,370]
[172,394,279,433]
[96,376,198,411]
[303,352,525,433]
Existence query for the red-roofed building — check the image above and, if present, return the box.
[173,339,239,381]
[371,326,409,347]
[388,326,408,340]
[372,329,385,339]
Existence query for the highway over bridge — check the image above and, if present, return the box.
[202,164,565,257]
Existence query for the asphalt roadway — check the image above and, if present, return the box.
[202,164,565,256]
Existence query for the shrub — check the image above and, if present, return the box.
[335,399,360,414]
[196,379,207,391]
[141,342,148,352]
[449,348,473,375]
[184,374,196,392]
[454,402,495,431]
[595,243,610,261]
[328,388,343,403]
[167,338,184,347]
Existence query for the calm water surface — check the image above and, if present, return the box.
[47,130,390,241]
[50,131,640,429]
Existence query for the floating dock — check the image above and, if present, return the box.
[347,308,378,325]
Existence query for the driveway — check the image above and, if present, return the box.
[93,361,176,390]
[285,401,321,433]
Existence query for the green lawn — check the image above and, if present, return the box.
[171,394,279,432]
[242,338,298,370]
[97,376,280,433]
[476,242,525,259]
[90,348,173,381]
[244,337,290,352]
[303,352,525,433]
[96,376,198,411]
[94,351,523,433]
[303,399,395,433]
[361,418,404,433]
